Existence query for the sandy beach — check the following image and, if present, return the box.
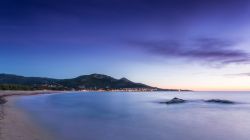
[0,91,64,140]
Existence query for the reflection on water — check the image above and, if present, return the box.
[16,92,250,140]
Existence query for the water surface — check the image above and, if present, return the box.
[16,91,250,140]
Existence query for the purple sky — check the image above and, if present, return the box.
[0,0,250,90]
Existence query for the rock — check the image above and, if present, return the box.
[161,97,186,104]
[205,99,234,104]
[0,97,7,104]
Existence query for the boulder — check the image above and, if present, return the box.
[205,99,234,104]
[0,97,7,104]
[161,97,186,104]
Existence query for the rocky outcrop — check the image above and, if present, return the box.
[160,97,186,104]
[0,97,7,104]
[205,99,234,104]
[159,98,236,105]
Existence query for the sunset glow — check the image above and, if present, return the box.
[0,0,250,91]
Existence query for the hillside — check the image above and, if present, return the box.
[0,73,162,91]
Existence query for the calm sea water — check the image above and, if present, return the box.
[15,91,250,140]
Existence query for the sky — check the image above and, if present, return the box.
[0,0,250,91]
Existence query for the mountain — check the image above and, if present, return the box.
[59,74,151,89]
[0,73,189,91]
[0,74,58,85]
[0,74,60,90]
[0,73,160,91]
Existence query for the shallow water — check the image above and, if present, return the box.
[15,91,250,140]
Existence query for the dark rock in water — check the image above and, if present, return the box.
[161,97,186,104]
[0,97,7,104]
[205,99,234,104]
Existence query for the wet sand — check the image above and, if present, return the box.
[0,91,65,140]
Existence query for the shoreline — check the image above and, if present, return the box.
[0,90,73,105]
[0,91,65,140]
[0,90,189,140]
[0,90,189,104]
[0,96,55,140]
[0,90,68,98]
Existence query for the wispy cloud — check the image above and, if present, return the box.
[129,38,250,67]
[225,73,250,77]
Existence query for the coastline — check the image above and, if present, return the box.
[0,91,64,140]
[0,90,188,140]
[0,90,67,98]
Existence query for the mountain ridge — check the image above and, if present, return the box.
[0,73,189,91]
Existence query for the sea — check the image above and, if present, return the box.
[15,91,250,140]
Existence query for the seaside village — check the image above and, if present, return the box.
[76,86,158,92]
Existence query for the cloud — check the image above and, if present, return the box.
[225,73,250,77]
[129,38,250,66]
[240,73,250,76]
